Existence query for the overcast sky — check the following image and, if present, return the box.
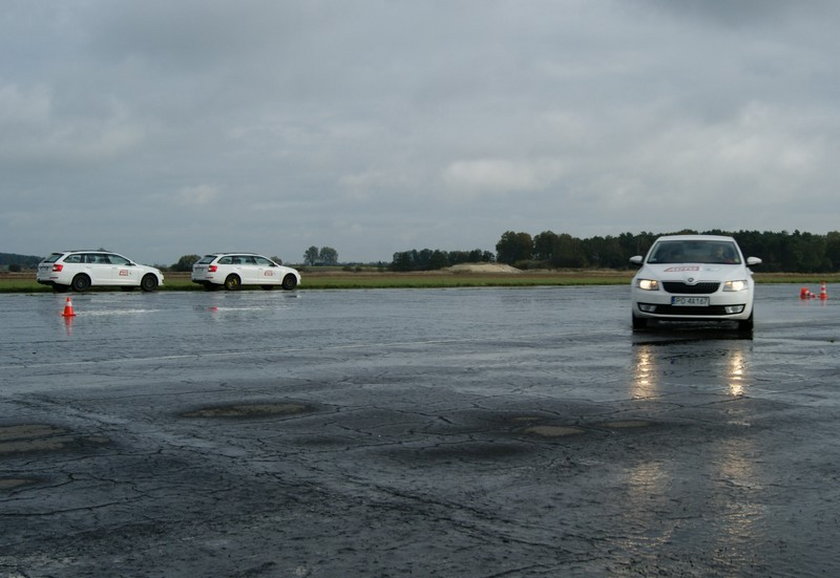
[2,1,839,265]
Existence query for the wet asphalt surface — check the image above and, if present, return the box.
[1,284,839,577]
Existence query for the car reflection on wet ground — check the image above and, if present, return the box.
[1,284,838,576]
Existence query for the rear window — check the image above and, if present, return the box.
[43,253,64,263]
[197,255,217,265]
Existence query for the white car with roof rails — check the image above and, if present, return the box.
[191,253,300,290]
[36,250,164,292]
[630,235,761,332]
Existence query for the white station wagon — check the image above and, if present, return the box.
[36,250,164,292]
[191,253,300,290]
[630,235,761,332]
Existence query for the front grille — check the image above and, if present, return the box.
[662,282,720,294]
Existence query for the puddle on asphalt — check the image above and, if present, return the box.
[0,424,109,455]
[180,402,313,419]
[522,425,586,437]
[0,478,38,490]
[600,420,652,429]
[417,442,531,461]
[520,419,656,438]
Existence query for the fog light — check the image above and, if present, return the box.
[639,304,657,313]
[724,305,745,314]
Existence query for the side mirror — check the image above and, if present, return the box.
[747,257,762,266]
[629,255,643,266]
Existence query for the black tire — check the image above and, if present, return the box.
[71,274,91,292]
[224,274,241,291]
[281,274,298,290]
[737,312,754,333]
[140,274,159,292]
[632,313,647,331]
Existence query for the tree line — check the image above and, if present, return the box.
[393,230,840,273]
[0,253,42,270]
[497,229,840,273]
[391,249,495,272]
[167,247,339,271]
[5,229,839,273]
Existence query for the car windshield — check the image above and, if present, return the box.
[647,240,741,264]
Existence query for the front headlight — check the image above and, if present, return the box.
[636,279,659,291]
[723,279,748,292]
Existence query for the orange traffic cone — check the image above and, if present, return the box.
[819,282,828,300]
[62,296,77,317]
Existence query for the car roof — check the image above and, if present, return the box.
[654,235,736,242]
[57,249,117,254]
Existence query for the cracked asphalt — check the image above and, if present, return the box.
[1,285,839,577]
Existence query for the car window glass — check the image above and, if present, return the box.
[219,257,232,264]
[649,242,684,263]
[45,253,63,263]
[109,255,130,265]
[88,254,111,264]
[709,243,740,264]
[64,254,83,264]
[197,256,216,264]
[241,256,257,265]
[649,240,743,264]
[254,257,271,266]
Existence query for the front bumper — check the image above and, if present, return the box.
[634,302,749,318]
[631,290,753,321]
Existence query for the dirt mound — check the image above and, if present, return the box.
[446,263,522,274]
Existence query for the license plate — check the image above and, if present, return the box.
[671,296,709,307]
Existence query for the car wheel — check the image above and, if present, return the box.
[140,274,159,292]
[281,274,298,290]
[737,312,754,333]
[224,274,241,290]
[71,274,91,292]
[632,313,647,331]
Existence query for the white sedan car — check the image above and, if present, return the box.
[630,235,761,332]
[191,253,300,290]
[36,250,164,292]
